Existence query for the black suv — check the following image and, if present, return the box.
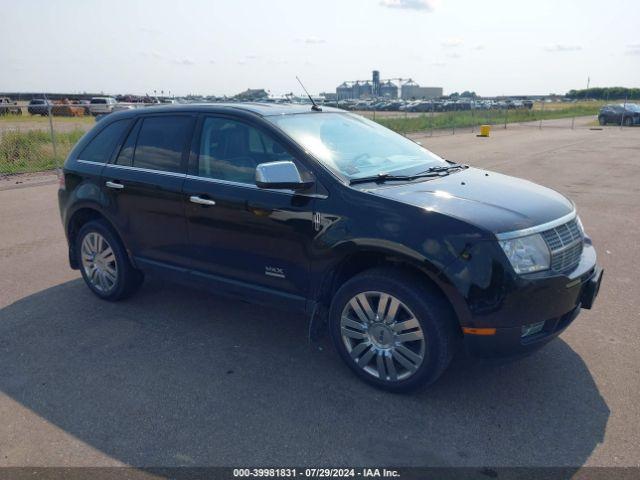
[598,103,640,126]
[58,104,603,391]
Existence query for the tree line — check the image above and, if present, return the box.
[566,87,640,100]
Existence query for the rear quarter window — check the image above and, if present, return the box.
[115,119,142,166]
[79,119,131,163]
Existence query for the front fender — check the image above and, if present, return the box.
[310,237,461,314]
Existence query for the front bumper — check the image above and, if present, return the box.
[464,265,603,358]
[441,238,603,358]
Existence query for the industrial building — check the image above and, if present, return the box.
[400,80,443,100]
[335,70,442,100]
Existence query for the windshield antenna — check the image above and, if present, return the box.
[296,76,322,111]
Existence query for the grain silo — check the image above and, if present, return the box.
[380,80,398,99]
[336,82,353,100]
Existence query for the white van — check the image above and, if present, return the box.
[89,97,117,116]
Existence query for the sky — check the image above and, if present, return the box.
[1,0,639,97]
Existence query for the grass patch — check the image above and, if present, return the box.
[0,114,95,125]
[0,129,85,175]
[375,104,602,134]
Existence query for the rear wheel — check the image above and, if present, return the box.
[76,220,143,301]
[623,116,633,126]
[330,267,458,392]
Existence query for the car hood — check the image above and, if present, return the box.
[365,167,574,235]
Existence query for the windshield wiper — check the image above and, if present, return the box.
[349,171,444,185]
[349,163,468,185]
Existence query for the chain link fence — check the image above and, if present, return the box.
[352,99,621,137]
[0,98,160,176]
[0,96,635,176]
[0,99,94,175]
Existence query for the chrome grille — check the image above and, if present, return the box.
[541,218,584,273]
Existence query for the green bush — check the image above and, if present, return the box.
[0,129,84,175]
[566,87,640,100]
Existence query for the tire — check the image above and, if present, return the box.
[598,116,606,126]
[329,267,458,392]
[76,220,143,301]
[623,116,632,127]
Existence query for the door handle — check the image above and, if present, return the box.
[105,180,124,190]
[189,195,216,206]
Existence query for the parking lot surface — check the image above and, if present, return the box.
[0,126,638,468]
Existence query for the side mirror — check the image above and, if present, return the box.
[255,161,314,191]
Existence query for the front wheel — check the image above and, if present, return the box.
[329,268,458,392]
[76,220,143,301]
[598,115,606,126]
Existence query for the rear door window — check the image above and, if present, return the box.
[79,119,131,163]
[132,116,193,173]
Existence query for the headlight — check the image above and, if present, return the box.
[499,233,550,274]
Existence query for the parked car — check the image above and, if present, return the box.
[405,101,434,112]
[27,98,52,116]
[598,104,640,126]
[0,97,22,115]
[89,96,118,116]
[58,104,603,391]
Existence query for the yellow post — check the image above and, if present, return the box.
[479,125,491,137]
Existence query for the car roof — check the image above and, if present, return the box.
[108,102,345,119]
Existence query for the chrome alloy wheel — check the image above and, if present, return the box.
[340,291,426,382]
[81,232,118,293]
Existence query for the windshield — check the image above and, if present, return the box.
[268,112,446,180]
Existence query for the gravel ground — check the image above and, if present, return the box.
[0,125,638,470]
